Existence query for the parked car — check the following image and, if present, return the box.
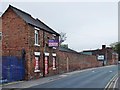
[118,61,120,64]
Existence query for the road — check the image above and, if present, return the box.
[24,65,118,88]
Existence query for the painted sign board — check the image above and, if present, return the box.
[97,55,105,61]
[48,40,58,47]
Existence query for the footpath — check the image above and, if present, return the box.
[1,65,116,89]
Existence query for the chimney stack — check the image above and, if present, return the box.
[102,45,106,49]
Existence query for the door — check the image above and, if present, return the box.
[2,56,25,83]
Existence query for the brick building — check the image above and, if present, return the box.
[81,45,118,65]
[2,5,60,80]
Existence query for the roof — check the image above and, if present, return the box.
[82,49,100,52]
[82,47,117,54]
[5,5,60,36]
[59,47,78,53]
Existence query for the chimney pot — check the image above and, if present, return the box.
[102,45,106,49]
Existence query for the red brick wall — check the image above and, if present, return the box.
[2,8,29,56]
[57,51,102,74]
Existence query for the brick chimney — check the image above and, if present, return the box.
[102,45,106,49]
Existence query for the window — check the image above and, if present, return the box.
[53,57,56,70]
[0,32,2,41]
[35,30,39,46]
[34,52,41,72]
[52,53,56,70]
[34,56,40,72]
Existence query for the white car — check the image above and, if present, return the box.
[118,61,120,64]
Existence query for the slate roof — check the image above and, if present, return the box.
[59,47,78,53]
[6,5,60,36]
[82,47,117,54]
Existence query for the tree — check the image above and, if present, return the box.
[110,42,120,61]
[59,32,67,45]
[110,42,120,54]
[60,44,68,48]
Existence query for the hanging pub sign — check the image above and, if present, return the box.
[48,39,59,47]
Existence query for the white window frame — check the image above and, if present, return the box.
[34,52,41,72]
[34,56,40,73]
[34,30,40,46]
[52,53,56,70]
[0,32,2,41]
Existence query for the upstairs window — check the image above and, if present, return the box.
[35,30,39,45]
[0,32,2,41]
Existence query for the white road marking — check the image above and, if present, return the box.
[109,71,113,72]
[60,75,68,77]
[104,74,117,89]
[113,77,118,89]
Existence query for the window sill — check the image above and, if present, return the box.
[53,68,56,70]
[34,44,40,47]
[34,70,41,73]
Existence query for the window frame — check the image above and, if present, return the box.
[53,56,56,70]
[34,56,41,73]
[34,30,40,46]
[52,53,56,70]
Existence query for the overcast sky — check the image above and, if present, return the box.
[1,0,118,52]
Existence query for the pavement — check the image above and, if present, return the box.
[1,65,115,88]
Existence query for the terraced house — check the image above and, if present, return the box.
[2,5,60,81]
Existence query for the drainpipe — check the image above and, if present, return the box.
[43,31,45,77]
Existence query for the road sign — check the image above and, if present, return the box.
[97,55,105,61]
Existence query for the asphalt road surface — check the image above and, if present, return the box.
[26,65,118,88]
